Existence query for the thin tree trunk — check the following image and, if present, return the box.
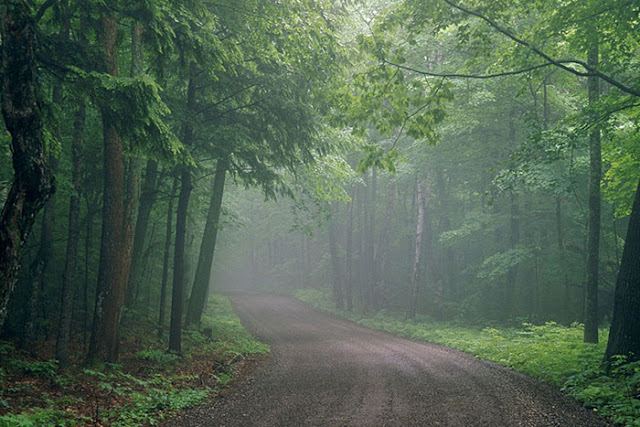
[369,167,378,308]
[87,8,129,364]
[328,203,344,310]
[0,2,55,331]
[361,174,371,308]
[345,192,354,311]
[83,201,96,349]
[505,191,520,320]
[375,182,395,309]
[436,169,456,300]
[126,159,158,307]
[55,99,85,366]
[24,101,59,348]
[169,69,197,353]
[186,157,228,327]
[584,37,601,344]
[159,173,178,339]
[407,180,427,319]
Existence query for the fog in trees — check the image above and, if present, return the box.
[0,0,640,424]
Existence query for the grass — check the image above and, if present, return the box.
[0,294,269,426]
[295,287,640,426]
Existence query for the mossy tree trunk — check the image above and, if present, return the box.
[0,1,55,331]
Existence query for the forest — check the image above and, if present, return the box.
[0,0,640,425]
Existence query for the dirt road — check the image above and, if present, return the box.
[165,292,612,426]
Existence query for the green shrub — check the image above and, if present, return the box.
[5,359,58,379]
[135,349,181,366]
[0,407,88,426]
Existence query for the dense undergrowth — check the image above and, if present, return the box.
[0,294,268,426]
[296,287,640,426]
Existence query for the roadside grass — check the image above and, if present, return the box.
[295,287,640,426]
[0,294,268,426]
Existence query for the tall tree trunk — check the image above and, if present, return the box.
[361,174,371,308]
[124,23,148,308]
[436,169,456,300]
[328,203,344,310]
[407,179,427,319]
[584,38,601,344]
[25,0,71,349]
[159,173,178,338]
[169,69,197,353]
[375,182,395,309]
[345,191,354,311]
[505,191,520,320]
[87,8,130,364]
[55,99,86,366]
[24,85,62,349]
[126,159,158,307]
[0,2,55,331]
[186,157,228,327]
[369,167,378,308]
[83,200,97,349]
[604,178,640,363]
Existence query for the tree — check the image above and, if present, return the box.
[185,157,228,327]
[86,2,129,364]
[0,0,55,331]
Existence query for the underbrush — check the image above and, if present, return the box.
[0,294,268,426]
[296,287,639,426]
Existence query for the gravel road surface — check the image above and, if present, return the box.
[164,292,612,426]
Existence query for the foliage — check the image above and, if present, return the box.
[0,407,88,427]
[0,295,267,425]
[4,359,58,379]
[477,246,533,280]
[135,349,181,368]
[564,356,640,425]
[197,294,270,356]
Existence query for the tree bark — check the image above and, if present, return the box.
[0,1,55,331]
[436,169,456,300]
[505,191,520,320]
[86,8,130,364]
[27,90,65,346]
[604,178,640,363]
[126,159,158,307]
[186,157,228,327]
[328,203,344,310]
[169,69,197,353]
[345,191,354,311]
[375,183,395,309]
[55,99,86,366]
[369,167,378,308]
[584,38,601,344]
[159,173,178,338]
[407,179,427,319]
[124,23,148,308]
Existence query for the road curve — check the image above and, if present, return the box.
[165,292,612,426]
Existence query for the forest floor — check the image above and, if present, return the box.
[164,292,612,426]
[0,295,269,426]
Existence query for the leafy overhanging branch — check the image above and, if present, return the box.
[441,0,640,98]
[69,68,186,164]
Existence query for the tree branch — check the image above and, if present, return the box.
[382,59,557,79]
[35,0,56,23]
[442,0,640,98]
